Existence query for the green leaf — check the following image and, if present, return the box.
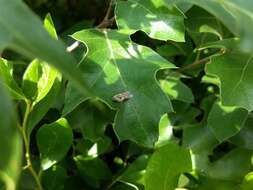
[22,59,60,104]
[183,124,219,153]
[120,155,149,186]
[41,165,67,190]
[205,148,252,181]
[0,58,25,100]
[0,0,91,95]
[23,14,63,135]
[207,102,248,141]
[206,50,253,111]
[155,114,174,148]
[195,178,241,190]
[66,100,114,142]
[167,0,253,51]
[229,114,253,150]
[242,172,253,190]
[22,13,60,103]
[65,29,175,147]
[36,118,73,170]
[74,155,112,188]
[116,0,185,41]
[26,74,61,135]
[144,143,192,190]
[160,77,194,103]
[0,80,22,190]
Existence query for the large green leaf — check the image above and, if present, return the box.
[0,80,22,190]
[144,143,192,190]
[206,50,253,111]
[207,102,248,141]
[0,0,90,95]
[116,0,185,41]
[36,118,73,170]
[65,29,175,147]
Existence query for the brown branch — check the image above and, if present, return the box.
[97,0,115,29]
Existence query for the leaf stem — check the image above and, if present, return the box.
[22,100,43,190]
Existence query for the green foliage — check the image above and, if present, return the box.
[1,0,253,189]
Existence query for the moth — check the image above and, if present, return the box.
[112,91,133,102]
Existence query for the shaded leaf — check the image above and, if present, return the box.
[207,102,248,141]
[120,155,149,186]
[206,148,252,181]
[36,118,73,170]
[41,165,67,190]
[229,114,253,150]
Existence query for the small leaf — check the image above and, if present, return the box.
[241,172,253,190]
[120,155,149,186]
[145,143,192,190]
[36,118,73,170]
[155,114,174,147]
[116,0,185,41]
[0,58,25,100]
[0,80,22,190]
[207,102,248,141]
[160,77,194,103]
[22,59,60,104]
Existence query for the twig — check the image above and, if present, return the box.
[178,52,224,72]
[97,0,115,29]
[22,100,43,190]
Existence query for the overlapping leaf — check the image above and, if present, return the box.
[0,0,90,95]
[116,0,185,41]
[167,0,253,51]
[0,81,22,190]
[64,29,176,147]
